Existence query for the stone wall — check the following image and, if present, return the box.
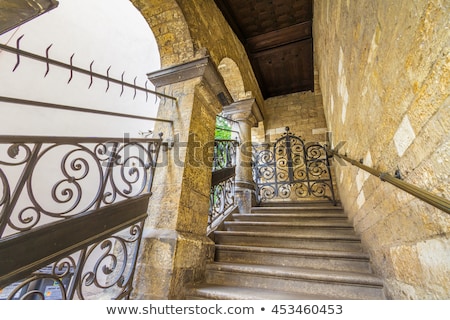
[252,63,325,144]
[253,91,328,144]
[314,0,450,299]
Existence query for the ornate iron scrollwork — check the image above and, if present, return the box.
[0,137,160,238]
[212,139,237,171]
[1,219,145,300]
[0,135,161,300]
[253,127,336,204]
[209,177,235,227]
[208,139,238,231]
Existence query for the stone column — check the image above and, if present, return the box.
[132,56,233,299]
[223,98,263,213]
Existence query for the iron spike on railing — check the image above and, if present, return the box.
[88,60,94,89]
[44,44,52,77]
[120,71,125,97]
[106,66,111,92]
[133,77,137,100]
[1,37,177,103]
[12,35,24,72]
[68,53,74,83]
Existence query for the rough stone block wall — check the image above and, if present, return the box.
[314,0,449,299]
[254,91,328,144]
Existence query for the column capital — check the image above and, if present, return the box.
[147,56,233,106]
[222,98,263,127]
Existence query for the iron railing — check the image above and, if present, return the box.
[208,139,238,232]
[331,151,450,214]
[0,135,162,299]
[0,37,177,104]
[0,32,175,299]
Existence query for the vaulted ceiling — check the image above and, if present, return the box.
[214,0,314,99]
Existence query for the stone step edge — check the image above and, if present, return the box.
[258,201,341,207]
[207,262,384,287]
[186,284,344,300]
[224,221,354,228]
[233,213,348,219]
[215,244,370,260]
[250,206,344,212]
[214,230,362,241]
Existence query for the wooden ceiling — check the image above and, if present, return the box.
[214,0,314,99]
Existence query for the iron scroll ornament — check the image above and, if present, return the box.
[1,220,146,300]
[0,135,162,299]
[0,137,161,238]
[253,127,336,204]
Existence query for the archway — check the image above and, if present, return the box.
[218,57,246,101]
[130,0,195,68]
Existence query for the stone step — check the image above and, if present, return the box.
[250,206,344,214]
[258,201,340,208]
[205,263,385,300]
[232,213,349,223]
[223,221,355,235]
[186,284,342,300]
[193,200,386,300]
[214,230,363,252]
[215,244,372,273]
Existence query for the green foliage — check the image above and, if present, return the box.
[215,116,232,140]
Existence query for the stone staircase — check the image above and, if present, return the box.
[187,201,386,300]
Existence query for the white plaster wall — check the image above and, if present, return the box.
[0,0,161,138]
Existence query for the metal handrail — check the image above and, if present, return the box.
[216,114,238,124]
[331,150,450,214]
[0,96,174,124]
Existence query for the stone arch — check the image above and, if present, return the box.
[130,0,195,67]
[218,57,247,102]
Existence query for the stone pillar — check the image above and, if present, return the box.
[223,98,263,213]
[132,56,233,299]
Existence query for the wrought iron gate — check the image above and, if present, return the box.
[253,127,336,204]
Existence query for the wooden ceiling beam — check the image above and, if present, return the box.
[246,21,312,53]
